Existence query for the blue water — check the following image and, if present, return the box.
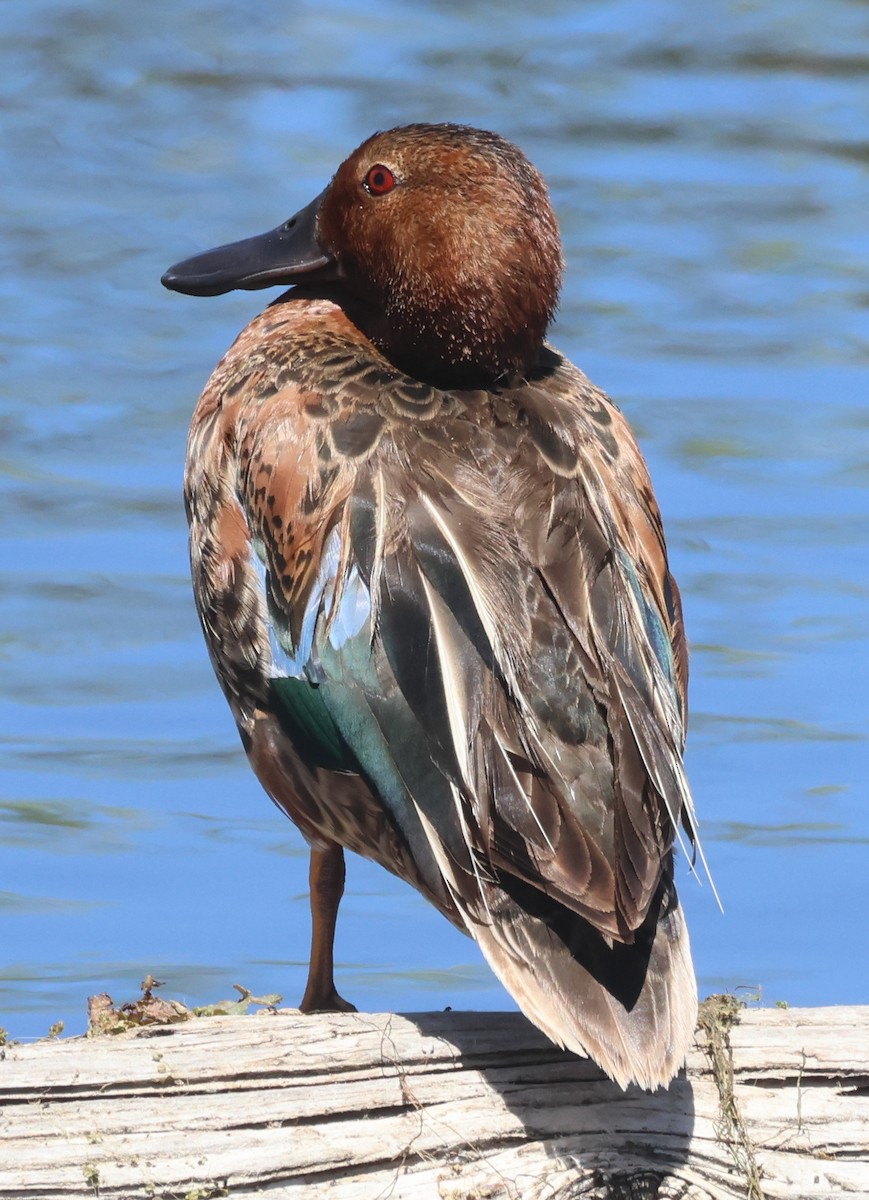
[1,0,867,1039]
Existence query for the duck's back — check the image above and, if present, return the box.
[184,292,697,1089]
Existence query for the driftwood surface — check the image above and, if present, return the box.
[0,1003,867,1200]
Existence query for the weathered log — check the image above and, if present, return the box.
[0,1002,866,1199]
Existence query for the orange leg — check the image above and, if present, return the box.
[299,842,357,1013]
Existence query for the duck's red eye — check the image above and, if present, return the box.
[364,164,396,196]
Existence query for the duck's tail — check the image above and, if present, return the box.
[467,870,697,1091]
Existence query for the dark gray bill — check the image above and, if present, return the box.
[161,190,338,297]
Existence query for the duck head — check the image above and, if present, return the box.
[163,123,563,387]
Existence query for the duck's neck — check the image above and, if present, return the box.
[277,283,551,390]
[343,287,547,390]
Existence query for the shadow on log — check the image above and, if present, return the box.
[0,1003,867,1198]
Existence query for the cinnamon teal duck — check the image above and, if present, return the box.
[162,123,704,1089]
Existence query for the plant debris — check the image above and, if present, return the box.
[698,993,766,1200]
[194,983,282,1017]
[87,975,282,1036]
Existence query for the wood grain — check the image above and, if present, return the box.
[0,1005,866,1198]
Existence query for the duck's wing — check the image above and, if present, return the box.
[335,356,701,1088]
[323,356,698,946]
[493,359,698,939]
[184,313,463,913]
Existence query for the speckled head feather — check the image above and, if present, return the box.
[317,123,564,386]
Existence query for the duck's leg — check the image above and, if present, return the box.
[299,841,357,1013]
